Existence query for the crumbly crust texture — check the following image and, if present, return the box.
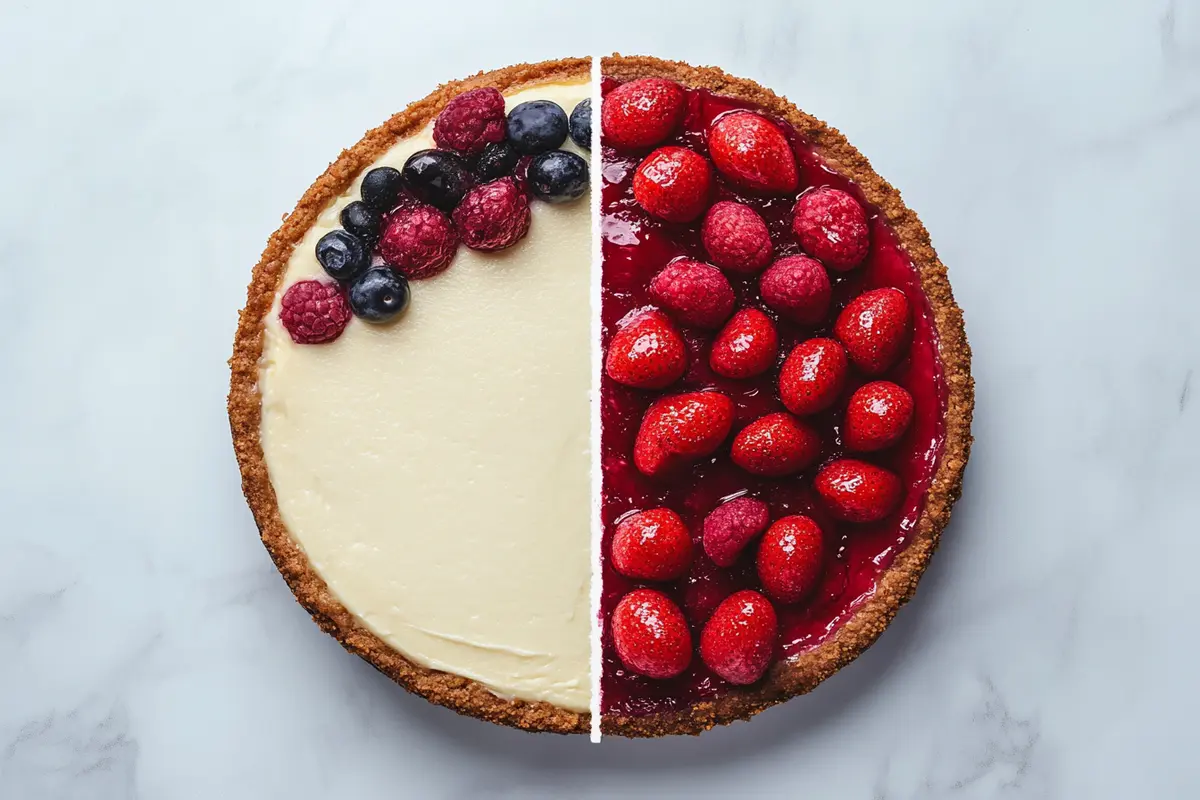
[228,58,592,735]
[600,55,974,738]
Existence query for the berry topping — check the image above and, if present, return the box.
[433,87,507,155]
[702,497,770,568]
[756,516,825,605]
[569,98,592,150]
[451,179,530,252]
[632,146,713,223]
[633,391,735,478]
[709,308,779,379]
[473,140,521,182]
[339,201,382,245]
[731,412,821,477]
[601,77,686,151]
[700,201,773,273]
[778,338,849,416]
[506,100,569,155]
[814,459,902,523]
[605,308,687,389]
[699,590,778,685]
[378,204,458,279]
[360,166,405,212]
[347,267,411,323]
[611,508,692,581]
[279,280,352,344]
[834,288,911,374]
[648,260,734,329]
[706,111,798,194]
[844,381,914,452]
[315,229,369,283]
[792,188,870,271]
[611,589,692,680]
[759,255,831,325]
[401,150,472,212]
[528,150,589,203]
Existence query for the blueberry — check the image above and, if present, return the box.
[360,167,404,212]
[340,201,382,243]
[402,149,472,211]
[569,98,591,150]
[348,267,410,322]
[506,100,569,155]
[315,229,369,282]
[474,140,521,182]
[528,151,588,203]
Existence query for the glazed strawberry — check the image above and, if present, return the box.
[378,204,458,279]
[611,508,692,581]
[779,338,849,416]
[756,516,825,604]
[792,188,871,271]
[433,87,507,154]
[699,590,778,685]
[759,255,832,325]
[814,459,902,523]
[707,111,798,194]
[844,381,914,452]
[605,308,687,389]
[452,179,530,251]
[709,308,779,379]
[601,77,686,151]
[648,260,734,329]
[279,280,352,344]
[611,588,692,680]
[731,412,821,477]
[834,288,911,374]
[633,391,735,478]
[632,146,713,223]
[700,201,773,273]
[702,497,770,567]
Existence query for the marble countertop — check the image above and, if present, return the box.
[3,0,1199,797]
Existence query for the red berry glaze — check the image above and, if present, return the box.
[605,308,687,390]
[702,497,770,568]
[731,412,821,477]
[648,260,734,329]
[792,188,871,271]
[844,381,915,452]
[759,255,832,325]
[433,87,507,155]
[778,338,849,416]
[700,201,773,273]
[699,590,778,685]
[632,146,713,223]
[279,280,352,344]
[709,308,779,379]
[814,459,902,523]
[756,516,825,605]
[611,588,692,680]
[601,77,686,151]
[378,204,458,279]
[633,391,735,478]
[452,179,530,252]
[834,288,911,374]
[707,111,798,194]
[611,508,692,581]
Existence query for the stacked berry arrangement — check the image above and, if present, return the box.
[279,89,591,344]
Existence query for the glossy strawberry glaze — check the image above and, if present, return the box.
[600,78,949,718]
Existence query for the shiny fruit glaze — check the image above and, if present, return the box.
[600,78,949,717]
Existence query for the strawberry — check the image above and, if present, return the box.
[792,188,871,271]
[649,260,735,329]
[756,516,825,604]
[731,412,822,477]
[702,496,770,567]
[834,288,911,375]
[633,391,735,478]
[699,590,778,685]
[844,380,914,452]
[601,77,686,152]
[611,508,692,581]
[814,458,902,523]
[778,338,849,416]
[707,111,798,194]
[632,146,713,223]
[709,308,779,379]
[611,588,692,680]
[605,308,687,389]
[759,255,832,325]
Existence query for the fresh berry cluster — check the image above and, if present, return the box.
[601,77,919,688]
[280,88,591,344]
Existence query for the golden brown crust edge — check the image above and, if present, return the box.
[599,55,975,738]
[227,58,592,735]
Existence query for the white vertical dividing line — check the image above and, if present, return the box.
[587,54,604,746]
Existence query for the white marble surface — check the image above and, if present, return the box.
[2,0,1199,796]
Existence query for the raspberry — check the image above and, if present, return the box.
[649,260,735,329]
[432,87,507,155]
[792,188,871,271]
[601,77,686,151]
[759,255,831,325]
[279,279,352,344]
[378,204,458,279]
[632,146,713,223]
[702,497,770,568]
[701,201,773,273]
[451,179,530,251]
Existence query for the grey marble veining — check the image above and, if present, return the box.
[2,0,1199,797]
